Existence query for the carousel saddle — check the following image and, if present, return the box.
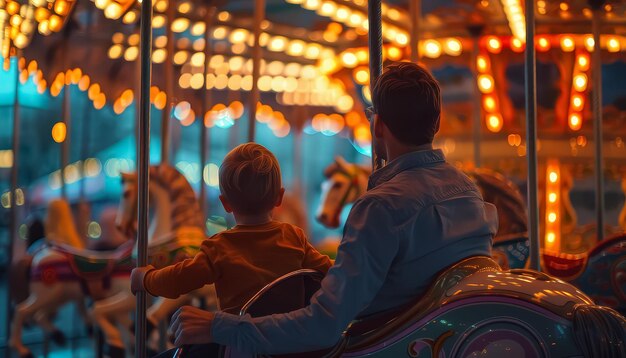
[52,240,135,280]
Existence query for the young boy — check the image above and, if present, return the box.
[131,143,332,314]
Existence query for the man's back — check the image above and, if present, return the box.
[354,149,497,316]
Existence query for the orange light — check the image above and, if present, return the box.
[573,74,588,92]
[478,75,494,93]
[486,37,501,54]
[549,171,558,183]
[52,122,67,143]
[577,55,590,71]
[486,114,503,132]
[510,38,524,53]
[571,95,584,111]
[476,56,489,72]
[546,232,556,243]
[345,111,361,127]
[537,37,550,52]
[548,212,557,223]
[483,95,496,112]
[568,113,582,131]
[353,67,369,85]
[548,192,557,203]
[560,36,575,52]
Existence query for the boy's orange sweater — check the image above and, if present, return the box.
[143,221,332,313]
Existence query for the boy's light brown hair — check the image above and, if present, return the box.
[219,143,282,215]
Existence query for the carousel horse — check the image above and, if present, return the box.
[9,199,133,358]
[220,257,625,357]
[316,157,530,268]
[93,164,218,358]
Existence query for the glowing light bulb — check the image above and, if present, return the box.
[573,74,587,92]
[549,171,558,183]
[486,37,502,54]
[478,75,494,93]
[548,212,557,223]
[560,36,575,52]
[569,113,582,131]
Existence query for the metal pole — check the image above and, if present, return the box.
[368,0,383,170]
[524,0,540,271]
[409,0,420,63]
[472,39,482,168]
[60,85,70,198]
[248,0,265,143]
[6,54,20,349]
[161,0,175,164]
[135,0,153,355]
[200,6,216,216]
[591,3,605,241]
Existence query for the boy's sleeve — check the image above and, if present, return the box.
[300,231,333,274]
[143,250,217,299]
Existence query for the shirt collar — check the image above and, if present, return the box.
[368,149,446,190]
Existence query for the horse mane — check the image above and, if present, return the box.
[122,164,205,230]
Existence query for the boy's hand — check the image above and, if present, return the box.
[130,265,155,295]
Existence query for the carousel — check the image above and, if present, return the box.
[0,0,625,357]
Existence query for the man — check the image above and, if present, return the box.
[167,62,498,354]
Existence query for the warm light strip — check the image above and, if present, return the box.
[475,53,503,133]
[545,159,561,252]
[567,50,590,131]
[286,0,409,47]
[500,0,526,42]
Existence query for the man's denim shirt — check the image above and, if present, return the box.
[213,149,499,353]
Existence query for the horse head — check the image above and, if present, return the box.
[316,157,370,228]
[116,171,138,239]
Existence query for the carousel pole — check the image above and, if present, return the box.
[6,52,20,350]
[368,0,383,170]
[469,26,483,168]
[161,0,175,164]
[409,0,420,63]
[524,0,540,271]
[247,0,265,143]
[135,0,153,355]
[591,0,605,241]
[199,6,216,216]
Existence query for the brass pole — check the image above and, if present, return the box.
[247,0,265,142]
[135,0,153,355]
[524,0,540,271]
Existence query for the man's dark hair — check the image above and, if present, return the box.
[372,62,441,146]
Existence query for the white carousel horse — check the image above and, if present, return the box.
[316,157,530,266]
[93,164,218,358]
[9,199,131,358]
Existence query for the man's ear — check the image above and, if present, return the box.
[275,188,285,207]
[373,114,385,139]
[219,195,233,213]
